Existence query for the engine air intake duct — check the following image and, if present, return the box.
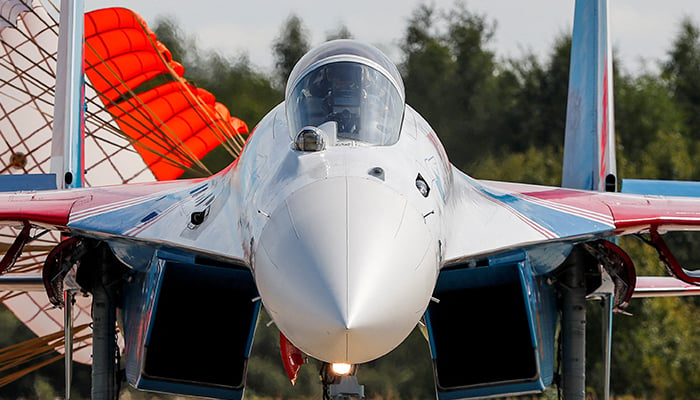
[123,258,260,400]
[425,254,556,399]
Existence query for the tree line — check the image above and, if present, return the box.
[2,1,700,399]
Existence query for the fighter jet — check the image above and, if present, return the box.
[0,0,699,399]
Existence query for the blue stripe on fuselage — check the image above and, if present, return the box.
[477,186,613,239]
[69,192,187,236]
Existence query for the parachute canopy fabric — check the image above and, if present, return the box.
[0,0,153,367]
[84,7,248,180]
[0,0,250,370]
[0,0,156,185]
[1,0,59,178]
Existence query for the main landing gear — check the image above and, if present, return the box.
[75,242,127,400]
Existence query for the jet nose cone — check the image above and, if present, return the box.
[255,177,438,363]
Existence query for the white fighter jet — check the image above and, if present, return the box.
[0,1,699,399]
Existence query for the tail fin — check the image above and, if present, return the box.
[562,0,616,192]
[50,0,86,189]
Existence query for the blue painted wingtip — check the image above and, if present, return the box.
[622,179,700,197]
[0,174,57,192]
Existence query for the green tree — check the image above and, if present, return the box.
[615,73,684,165]
[5,5,700,400]
[0,304,95,399]
[326,24,354,41]
[470,146,562,185]
[153,17,282,128]
[152,16,196,69]
[443,2,500,164]
[246,316,321,399]
[494,35,570,154]
[601,236,700,399]
[400,4,455,143]
[533,35,571,149]
[663,18,700,142]
[400,2,502,170]
[272,14,310,87]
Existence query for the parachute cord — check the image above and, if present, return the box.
[0,62,164,181]
[82,86,208,179]
[0,291,23,302]
[4,3,240,179]
[2,255,41,274]
[0,35,56,168]
[0,0,63,169]
[4,1,244,180]
[81,60,210,176]
[84,40,212,177]
[0,34,59,83]
[0,51,183,163]
[0,98,52,175]
[28,0,60,36]
[0,54,165,154]
[0,1,59,65]
[83,17,213,174]
[44,0,61,15]
[133,11,245,157]
[168,76,244,158]
[0,323,92,388]
[0,12,27,30]
[0,41,179,182]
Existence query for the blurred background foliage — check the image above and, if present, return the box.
[2,1,700,399]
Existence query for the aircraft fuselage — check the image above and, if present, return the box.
[235,103,449,363]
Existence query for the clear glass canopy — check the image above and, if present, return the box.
[285,40,405,146]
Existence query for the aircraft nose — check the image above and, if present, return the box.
[254,177,438,364]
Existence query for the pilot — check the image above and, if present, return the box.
[324,63,363,135]
[302,63,364,135]
[287,43,404,147]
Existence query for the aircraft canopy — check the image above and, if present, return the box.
[285,40,405,146]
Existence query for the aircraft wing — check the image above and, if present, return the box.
[0,173,247,266]
[444,171,700,276]
[480,179,700,234]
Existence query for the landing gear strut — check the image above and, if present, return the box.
[320,363,365,400]
[556,246,593,400]
[77,243,126,400]
[91,273,119,400]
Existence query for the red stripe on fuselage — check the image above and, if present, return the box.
[599,59,609,187]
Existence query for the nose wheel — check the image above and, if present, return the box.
[320,363,365,400]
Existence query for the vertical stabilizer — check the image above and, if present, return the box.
[562,0,616,192]
[50,0,85,189]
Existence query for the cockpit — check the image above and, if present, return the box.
[285,40,405,147]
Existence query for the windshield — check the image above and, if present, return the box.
[285,41,405,146]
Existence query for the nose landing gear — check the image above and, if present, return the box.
[320,363,365,400]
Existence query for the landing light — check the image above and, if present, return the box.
[331,363,353,376]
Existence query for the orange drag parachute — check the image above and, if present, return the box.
[0,1,94,369]
[83,7,248,181]
[0,1,250,379]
